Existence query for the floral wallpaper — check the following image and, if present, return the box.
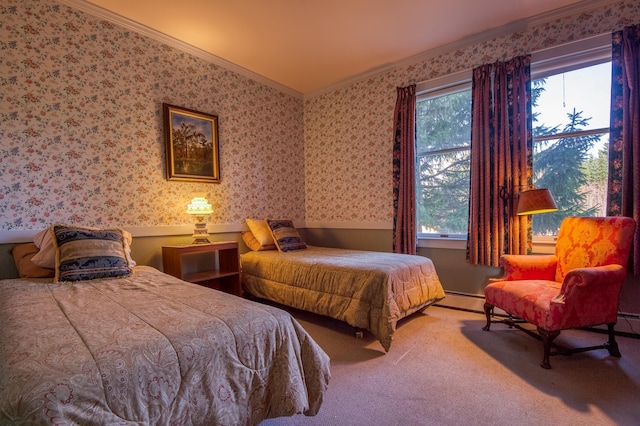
[2,0,640,235]
[0,0,305,232]
[304,0,640,224]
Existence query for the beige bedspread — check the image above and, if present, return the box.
[0,266,330,425]
[241,246,446,351]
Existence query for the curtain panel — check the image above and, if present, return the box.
[467,56,533,267]
[392,85,417,255]
[608,25,640,275]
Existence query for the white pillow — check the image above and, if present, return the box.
[32,225,136,269]
[33,227,50,249]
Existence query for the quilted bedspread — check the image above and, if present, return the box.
[241,246,446,351]
[0,266,330,425]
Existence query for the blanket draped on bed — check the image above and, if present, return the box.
[241,246,446,351]
[0,266,330,425]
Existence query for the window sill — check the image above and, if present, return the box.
[418,237,467,250]
[418,236,556,253]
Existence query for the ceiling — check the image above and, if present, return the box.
[79,0,587,95]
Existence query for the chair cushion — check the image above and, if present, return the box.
[485,280,562,330]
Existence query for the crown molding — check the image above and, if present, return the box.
[304,0,617,100]
[54,1,618,101]
[56,0,303,99]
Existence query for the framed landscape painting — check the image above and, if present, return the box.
[163,103,220,183]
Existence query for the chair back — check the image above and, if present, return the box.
[554,216,636,283]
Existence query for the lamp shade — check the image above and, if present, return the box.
[186,196,213,216]
[516,188,558,216]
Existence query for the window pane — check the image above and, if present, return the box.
[416,87,471,236]
[417,150,470,235]
[533,62,611,131]
[416,89,471,153]
[532,134,608,235]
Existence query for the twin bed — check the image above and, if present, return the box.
[0,225,330,425]
[0,221,446,424]
[0,265,330,425]
[240,219,446,352]
[241,246,446,352]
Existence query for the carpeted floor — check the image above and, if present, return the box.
[260,304,640,426]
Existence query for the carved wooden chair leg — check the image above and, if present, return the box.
[538,327,560,369]
[604,323,621,357]
[483,302,494,331]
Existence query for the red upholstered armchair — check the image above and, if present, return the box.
[483,216,636,369]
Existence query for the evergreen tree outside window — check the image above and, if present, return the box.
[531,62,611,236]
[416,83,471,237]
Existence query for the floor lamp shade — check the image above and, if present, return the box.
[516,188,558,216]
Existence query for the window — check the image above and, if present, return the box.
[415,35,611,241]
[416,82,471,238]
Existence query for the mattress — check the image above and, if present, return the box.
[0,266,330,425]
[241,246,446,351]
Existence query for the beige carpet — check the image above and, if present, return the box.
[260,305,640,426]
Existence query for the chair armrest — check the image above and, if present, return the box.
[550,265,627,328]
[554,265,627,302]
[489,254,557,282]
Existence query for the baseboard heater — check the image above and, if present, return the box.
[436,291,640,338]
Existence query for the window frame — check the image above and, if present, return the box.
[416,34,612,250]
[415,79,472,240]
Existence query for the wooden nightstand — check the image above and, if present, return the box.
[162,241,241,296]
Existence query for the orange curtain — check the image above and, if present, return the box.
[467,56,533,266]
[608,25,640,275]
[392,85,417,254]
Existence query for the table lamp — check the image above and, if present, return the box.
[186,195,213,244]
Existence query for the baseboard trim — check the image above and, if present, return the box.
[436,291,640,337]
[590,313,640,338]
[436,291,485,312]
[436,291,508,315]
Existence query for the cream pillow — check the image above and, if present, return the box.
[32,225,136,269]
[241,231,277,251]
[245,219,276,246]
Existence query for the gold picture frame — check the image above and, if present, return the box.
[163,103,220,183]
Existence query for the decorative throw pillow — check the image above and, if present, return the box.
[11,243,55,278]
[32,225,136,269]
[266,219,307,252]
[241,231,277,251]
[52,224,133,283]
[246,218,276,247]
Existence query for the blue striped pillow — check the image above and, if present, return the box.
[53,225,133,283]
[266,219,307,252]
